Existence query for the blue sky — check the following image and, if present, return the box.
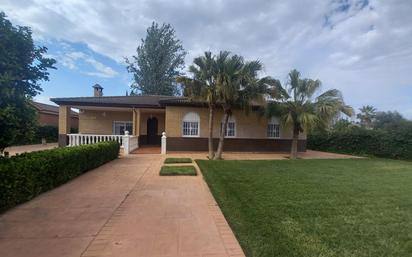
[37,40,132,100]
[3,0,412,118]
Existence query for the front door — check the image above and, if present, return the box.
[147,117,158,144]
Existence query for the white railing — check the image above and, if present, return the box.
[67,132,139,155]
[123,131,139,155]
[67,134,124,147]
[161,132,166,155]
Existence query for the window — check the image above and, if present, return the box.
[267,117,280,138]
[182,112,200,137]
[113,121,133,135]
[220,116,236,137]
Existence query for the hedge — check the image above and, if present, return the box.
[0,141,119,212]
[308,128,412,160]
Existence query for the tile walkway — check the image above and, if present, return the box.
[0,155,244,257]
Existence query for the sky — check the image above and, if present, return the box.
[2,0,412,118]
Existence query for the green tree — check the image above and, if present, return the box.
[332,118,355,132]
[373,111,410,131]
[357,105,377,129]
[266,69,353,159]
[0,12,56,153]
[126,22,186,96]
[213,54,281,160]
[177,51,220,159]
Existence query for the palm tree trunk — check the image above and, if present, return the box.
[214,110,229,160]
[208,105,215,159]
[290,126,299,159]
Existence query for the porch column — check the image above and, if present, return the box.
[58,105,71,147]
[133,108,140,136]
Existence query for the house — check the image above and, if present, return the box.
[30,101,79,129]
[51,84,306,152]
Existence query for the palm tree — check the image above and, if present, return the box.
[177,51,230,159]
[266,69,353,159]
[213,55,282,160]
[357,105,377,129]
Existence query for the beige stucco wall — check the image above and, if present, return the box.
[78,109,165,136]
[165,106,306,139]
[79,110,133,134]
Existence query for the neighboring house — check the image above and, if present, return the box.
[30,101,79,129]
[51,84,306,152]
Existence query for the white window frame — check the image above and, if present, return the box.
[267,117,280,138]
[182,112,200,137]
[113,121,133,135]
[220,115,236,138]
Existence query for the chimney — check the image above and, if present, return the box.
[93,84,103,97]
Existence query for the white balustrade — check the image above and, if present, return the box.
[122,131,139,155]
[161,132,167,155]
[67,133,125,148]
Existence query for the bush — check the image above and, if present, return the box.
[308,127,412,160]
[35,125,58,143]
[0,141,119,212]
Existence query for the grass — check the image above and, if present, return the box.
[164,157,192,164]
[159,165,197,176]
[197,158,412,257]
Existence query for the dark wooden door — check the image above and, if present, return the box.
[147,117,158,145]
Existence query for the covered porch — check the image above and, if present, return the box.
[58,105,165,153]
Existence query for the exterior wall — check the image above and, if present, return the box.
[79,110,132,134]
[165,105,306,152]
[38,112,78,129]
[38,113,58,126]
[165,106,306,140]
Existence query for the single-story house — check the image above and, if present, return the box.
[51,84,306,152]
[30,101,79,129]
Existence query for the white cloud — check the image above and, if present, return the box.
[49,47,119,78]
[2,0,412,118]
[33,95,56,106]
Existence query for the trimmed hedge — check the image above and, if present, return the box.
[0,141,119,212]
[308,128,412,160]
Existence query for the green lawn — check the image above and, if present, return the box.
[164,157,192,164]
[197,159,412,257]
[159,165,197,176]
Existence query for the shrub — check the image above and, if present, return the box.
[0,141,119,212]
[308,127,412,160]
[35,125,58,143]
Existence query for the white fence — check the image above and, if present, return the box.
[123,132,139,155]
[67,132,139,155]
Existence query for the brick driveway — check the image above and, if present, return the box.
[0,155,244,257]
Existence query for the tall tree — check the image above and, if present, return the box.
[373,111,410,131]
[0,12,56,153]
[357,105,377,129]
[177,51,222,159]
[126,22,186,96]
[213,54,281,160]
[266,69,353,159]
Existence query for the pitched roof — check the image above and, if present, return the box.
[50,95,186,108]
[30,101,78,116]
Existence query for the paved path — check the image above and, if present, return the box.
[167,149,361,160]
[0,155,244,257]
